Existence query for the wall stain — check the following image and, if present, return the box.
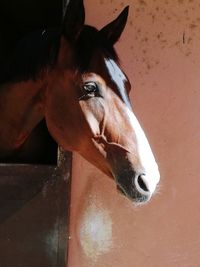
[186,51,192,56]
[125,0,199,74]
[129,20,133,26]
[189,23,197,29]
[139,0,147,5]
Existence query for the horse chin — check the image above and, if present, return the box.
[116,182,151,205]
[111,171,151,204]
[91,136,155,204]
[88,159,151,204]
[97,160,153,204]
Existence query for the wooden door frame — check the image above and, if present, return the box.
[0,149,72,267]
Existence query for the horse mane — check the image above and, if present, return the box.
[76,25,119,71]
[0,24,119,85]
[0,28,60,85]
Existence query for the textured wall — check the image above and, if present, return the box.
[68,0,200,266]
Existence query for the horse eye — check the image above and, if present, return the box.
[83,82,98,95]
[79,82,100,100]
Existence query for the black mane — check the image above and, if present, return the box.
[0,0,63,85]
[76,25,119,71]
[0,29,60,84]
[0,25,119,85]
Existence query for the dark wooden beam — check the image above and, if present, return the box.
[0,150,72,267]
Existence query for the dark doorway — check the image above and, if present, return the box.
[0,2,71,266]
[1,120,58,165]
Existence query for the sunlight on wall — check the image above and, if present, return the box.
[79,195,113,262]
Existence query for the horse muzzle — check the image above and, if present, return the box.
[92,135,160,204]
[106,141,160,204]
[116,172,155,204]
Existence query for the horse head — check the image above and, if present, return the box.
[45,0,160,204]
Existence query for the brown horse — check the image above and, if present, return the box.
[0,0,160,203]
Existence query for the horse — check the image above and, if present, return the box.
[0,0,160,203]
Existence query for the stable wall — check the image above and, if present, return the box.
[68,1,200,266]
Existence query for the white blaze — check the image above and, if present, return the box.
[126,107,160,194]
[105,57,160,195]
[105,58,131,107]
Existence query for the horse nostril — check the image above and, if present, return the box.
[136,175,149,193]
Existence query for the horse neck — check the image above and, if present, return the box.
[0,78,47,152]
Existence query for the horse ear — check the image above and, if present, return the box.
[100,6,129,45]
[62,0,85,40]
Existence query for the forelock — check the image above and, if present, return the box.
[76,25,118,71]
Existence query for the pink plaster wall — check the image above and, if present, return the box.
[68,1,200,266]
